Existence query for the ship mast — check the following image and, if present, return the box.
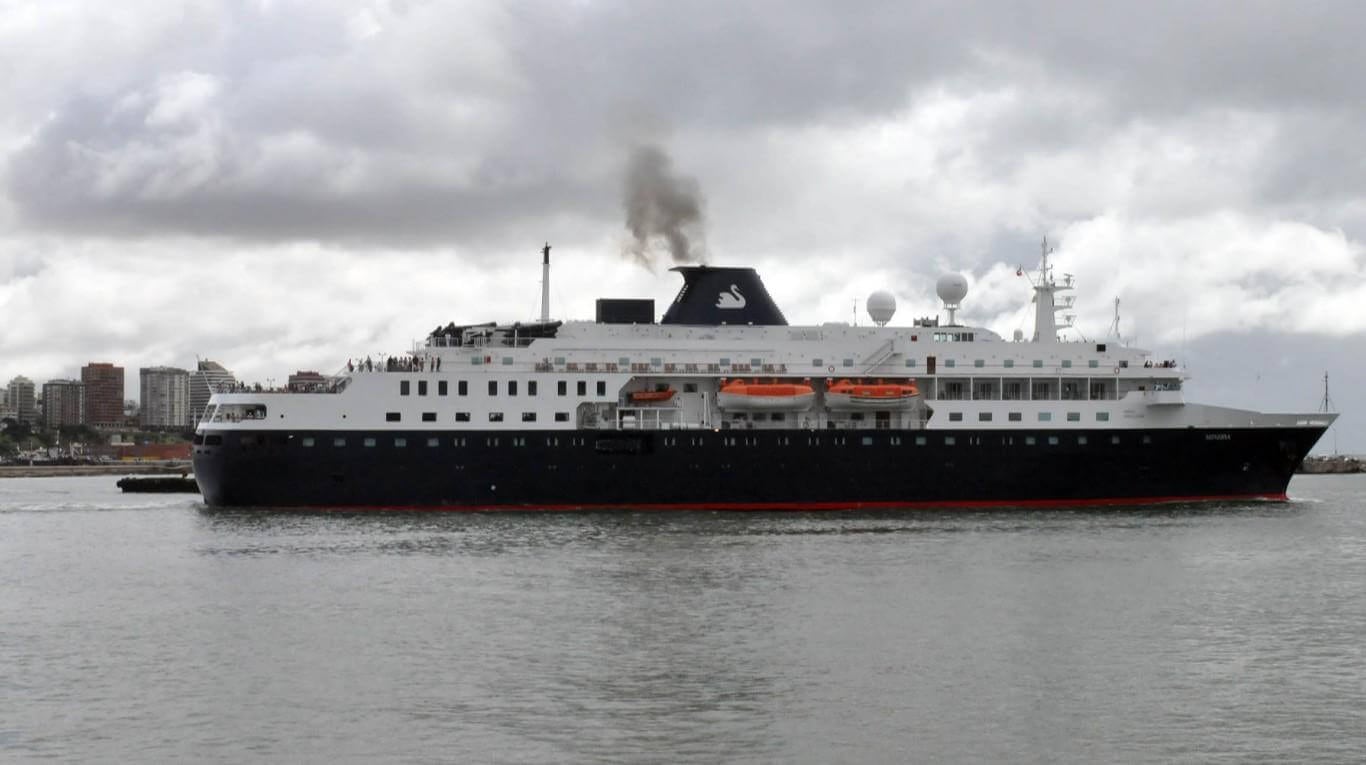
[1030,237,1074,343]
[540,242,551,323]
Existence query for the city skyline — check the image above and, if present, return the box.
[1,2,1363,451]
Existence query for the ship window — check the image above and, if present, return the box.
[333,437,346,447]
[1142,435,1152,444]
[528,381,538,396]
[1025,436,1036,445]
[619,357,630,367]
[861,436,874,445]
[1119,360,1129,368]
[508,380,518,396]
[1062,360,1073,368]
[949,412,963,422]
[1097,343,1107,353]
[453,437,466,447]
[842,358,853,367]
[422,412,436,422]
[813,358,823,367]
[1088,360,1099,368]
[905,358,917,367]
[364,437,376,447]
[914,436,927,446]
[596,381,606,396]
[1008,412,1022,422]
[438,381,448,396]
[502,357,513,366]
[978,412,992,422]
[302,437,315,447]
[651,357,662,367]
[945,359,956,368]
[489,412,503,422]
[944,436,956,445]
[557,380,567,396]
[1097,412,1110,422]
[850,412,865,421]
[1004,359,1014,368]
[458,381,468,396]
[1078,436,1088,445]
[427,438,439,447]
[720,357,730,366]
[522,412,536,422]
[577,381,587,396]
[974,359,984,368]
[1067,412,1080,422]
[554,412,569,422]
[418,380,428,395]
[456,412,470,422]
[488,380,497,395]
[394,438,407,447]
[683,383,697,393]
[1039,412,1052,422]
[1048,436,1059,445]
[554,356,565,365]
[1111,435,1121,445]
[751,357,762,367]
[199,433,217,446]
[471,356,482,365]
[386,412,401,422]
[1033,360,1043,368]
[772,413,786,422]
[400,381,410,396]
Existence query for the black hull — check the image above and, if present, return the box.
[192,426,1327,510]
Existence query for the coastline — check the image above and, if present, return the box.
[0,462,192,479]
[1297,455,1365,474]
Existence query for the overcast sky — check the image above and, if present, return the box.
[1,0,1361,451]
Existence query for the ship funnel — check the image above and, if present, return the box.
[660,266,787,326]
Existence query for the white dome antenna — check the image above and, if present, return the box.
[936,273,968,325]
[867,290,896,326]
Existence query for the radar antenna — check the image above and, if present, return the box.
[1320,371,1334,413]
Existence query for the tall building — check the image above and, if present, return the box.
[81,363,125,428]
[189,360,237,424]
[140,366,191,430]
[42,379,85,429]
[6,376,37,425]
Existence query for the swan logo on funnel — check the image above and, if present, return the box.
[716,285,747,309]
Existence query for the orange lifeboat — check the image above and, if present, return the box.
[825,379,920,410]
[716,379,816,411]
[629,388,677,403]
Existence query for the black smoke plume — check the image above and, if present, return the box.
[622,144,706,266]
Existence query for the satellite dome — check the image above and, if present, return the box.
[936,273,969,306]
[867,290,896,326]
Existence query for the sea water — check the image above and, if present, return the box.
[2,475,1363,763]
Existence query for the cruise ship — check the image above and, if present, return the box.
[193,243,1335,509]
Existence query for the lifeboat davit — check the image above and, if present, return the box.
[825,379,920,410]
[629,388,677,403]
[716,380,816,411]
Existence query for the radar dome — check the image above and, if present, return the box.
[867,290,896,326]
[936,273,969,306]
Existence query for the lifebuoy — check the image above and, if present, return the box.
[827,365,835,373]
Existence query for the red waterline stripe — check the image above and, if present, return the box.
[295,493,1289,512]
